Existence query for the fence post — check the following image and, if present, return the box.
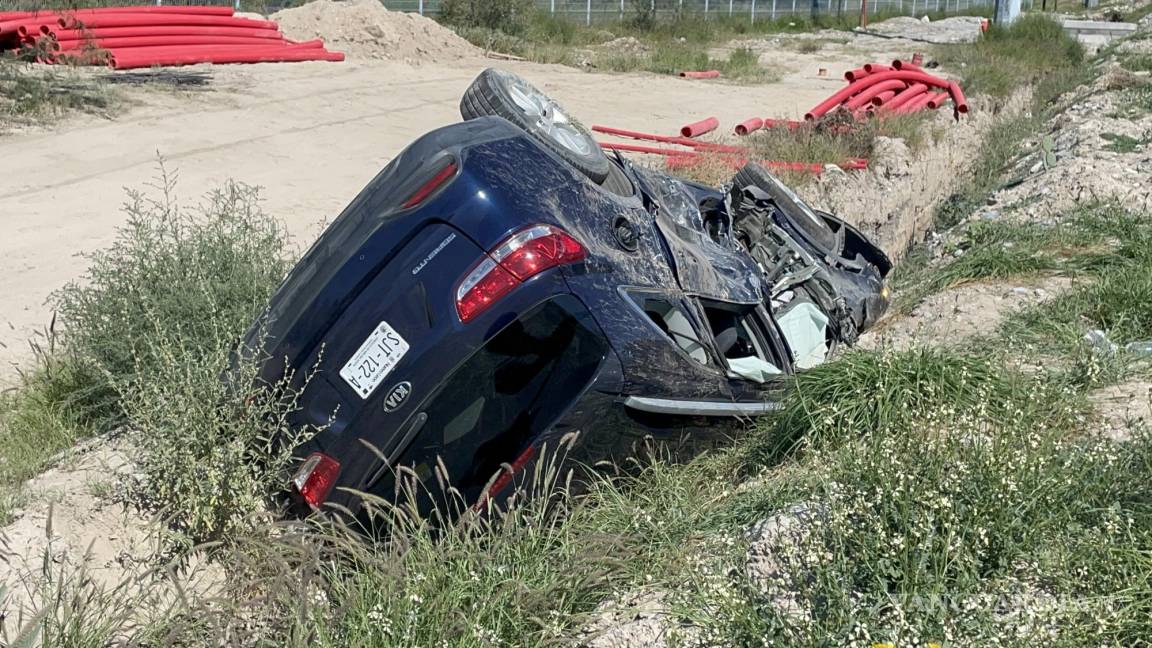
[772,0,777,18]
[751,0,757,22]
[551,0,555,14]
[730,0,735,15]
[621,0,625,20]
[705,0,710,17]
[792,0,797,13]
[587,0,592,25]
[418,0,424,15]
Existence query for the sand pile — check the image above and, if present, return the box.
[272,0,480,62]
[862,15,986,44]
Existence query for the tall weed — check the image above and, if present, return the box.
[51,168,291,419]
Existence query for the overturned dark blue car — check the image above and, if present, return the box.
[241,68,891,520]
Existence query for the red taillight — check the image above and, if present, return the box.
[455,225,586,322]
[402,160,457,209]
[473,444,537,511]
[292,452,341,509]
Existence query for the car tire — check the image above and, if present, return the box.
[460,68,612,185]
[733,162,840,256]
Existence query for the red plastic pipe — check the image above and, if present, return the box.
[805,70,954,120]
[844,79,906,110]
[844,66,870,82]
[680,116,719,138]
[600,142,696,157]
[891,59,922,72]
[56,35,297,50]
[925,92,950,110]
[896,91,935,114]
[665,155,706,170]
[56,36,311,50]
[48,26,286,41]
[594,128,746,154]
[51,41,321,62]
[610,142,866,175]
[663,153,831,175]
[947,81,969,114]
[734,117,764,136]
[863,62,891,73]
[60,15,277,30]
[592,124,688,144]
[869,90,897,106]
[8,6,233,18]
[110,46,343,70]
[763,118,805,130]
[679,70,721,79]
[1,21,47,37]
[882,83,928,112]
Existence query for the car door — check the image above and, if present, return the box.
[622,298,792,419]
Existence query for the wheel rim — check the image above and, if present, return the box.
[505,76,594,158]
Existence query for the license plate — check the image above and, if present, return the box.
[339,321,409,399]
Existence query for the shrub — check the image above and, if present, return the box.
[439,0,536,34]
[119,329,318,542]
[47,169,305,541]
[51,168,292,414]
[0,58,113,129]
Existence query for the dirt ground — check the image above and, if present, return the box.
[858,276,1075,352]
[0,36,926,378]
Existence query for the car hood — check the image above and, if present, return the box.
[630,167,763,305]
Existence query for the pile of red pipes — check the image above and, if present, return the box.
[593,124,868,176]
[0,6,343,70]
[805,59,968,122]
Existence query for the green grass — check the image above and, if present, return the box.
[664,110,929,188]
[97,348,1150,646]
[598,44,779,83]
[449,7,984,81]
[0,57,115,131]
[891,205,1123,313]
[935,14,1085,99]
[0,349,105,523]
[1120,54,1152,73]
[894,200,1152,387]
[1100,131,1146,153]
[1116,84,1152,117]
[707,350,1152,645]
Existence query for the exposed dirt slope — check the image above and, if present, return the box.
[802,92,1028,262]
[0,435,221,624]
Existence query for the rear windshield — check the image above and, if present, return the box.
[379,295,607,513]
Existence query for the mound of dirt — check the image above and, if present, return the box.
[862,15,985,44]
[272,0,480,63]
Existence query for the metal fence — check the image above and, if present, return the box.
[6,0,1003,23]
[381,0,997,23]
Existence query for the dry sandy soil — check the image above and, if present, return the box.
[0,35,930,378]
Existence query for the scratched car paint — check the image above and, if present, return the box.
[240,68,891,520]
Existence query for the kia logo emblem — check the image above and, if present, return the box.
[383,381,412,413]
